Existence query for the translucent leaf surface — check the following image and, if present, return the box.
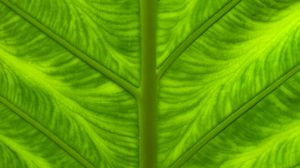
[1,0,300,167]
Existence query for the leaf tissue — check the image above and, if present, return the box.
[1,0,300,167]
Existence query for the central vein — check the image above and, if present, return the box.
[138,0,157,167]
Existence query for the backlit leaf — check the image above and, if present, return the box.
[1,0,300,167]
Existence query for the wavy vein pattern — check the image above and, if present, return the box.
[7,0,140,85]
[156,0,230,66]
[158,0,300,166]
[0,4,138,167]
[183,72,300,168]
[0,105,82,168]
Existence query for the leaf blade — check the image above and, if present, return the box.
[3,0,141,85]
[0,3,139,167]
[0,104,83,168]
[0,96,95,168]
[171,62,300,168]
[182,69,300,168]
[158,0,300,167]
[157,0,241,78]
[156,0,233,67]
[0,0,138,96]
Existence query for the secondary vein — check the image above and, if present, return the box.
[0,96,95,168]
[0,0,138,97]
[170,62,300,168]
[157,0,241,79]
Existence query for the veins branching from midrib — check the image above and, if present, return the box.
[153,0,242,167]
[1,0,271,168]
[157,0,241,79]
[0,0,138,97]
[0,0,137,167]
[165,0,300,167]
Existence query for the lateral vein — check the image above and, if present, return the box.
[157,0,241,79]
[0,0,138,97]
[170,62,300,168]
[0,96,95,168]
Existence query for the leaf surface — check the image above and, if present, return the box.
[183,70,300,168]
[0,3,138,167]
[1,0,300,168]
[158,0,300,167]
[6,0,140,85]
[0,104,82,168]
[156,0,231,66]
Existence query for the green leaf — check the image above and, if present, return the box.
[0,2,138,167]
[0,104,82,168]
[1,0,300,167]
[182,71,300,168]
[159,0,300,167]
